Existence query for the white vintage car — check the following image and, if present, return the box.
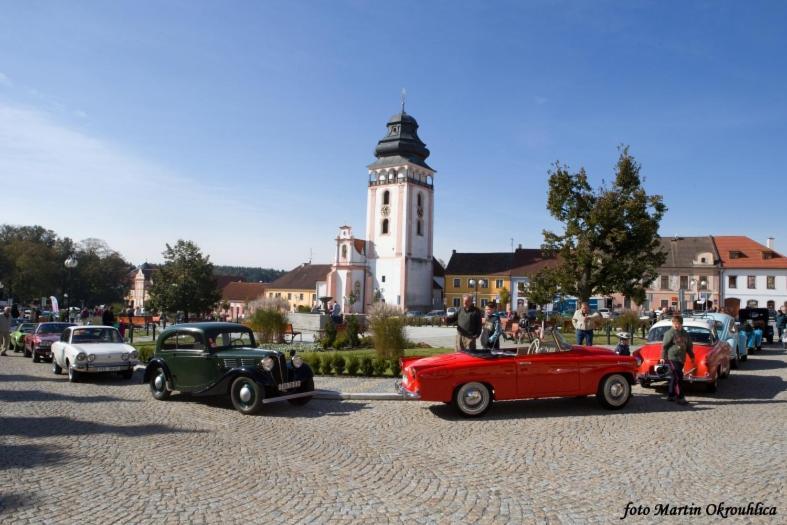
[51,325,138,382]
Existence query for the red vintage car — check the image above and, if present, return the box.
[24,322,75,362]
[633,318,731,393]
[396,329,638,417]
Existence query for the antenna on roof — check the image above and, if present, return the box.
[401,88,407,113]
[510,238,514,253]
[309,248,312,264]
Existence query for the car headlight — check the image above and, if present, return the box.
[88,354,96,362]
[121,353,129,361]
[76,352,87,361]
[292,356,303,368]
[130,350,138,359]
[261,357,275,371]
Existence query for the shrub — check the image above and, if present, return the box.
[322,320,337,350]
[372,357,388,376]
[136,344,155,363]
[345,315,361,348]
[296,305,311,313]
[369,303,406,361]
[358,335,374,348]
[360,356,374,376]
[614,310,642,335]
[246,298,289,343]
[390,358,401,377]
[321,353,334,375]
[346,355,360,375]
[333,354,346,375]
[304,353,320,375]
[332,332,348,350]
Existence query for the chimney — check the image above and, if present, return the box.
[518,244,523,250]
[452,249,456,254]
[767,237,775,249]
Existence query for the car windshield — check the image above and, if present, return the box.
[19,324,35,332]
[38,323,72,334]
[71,327,122,344]
[208,330,256,350]
[648,325,713,344]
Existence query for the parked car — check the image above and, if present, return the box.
[396,328,637,417]
[633,318,731,393]
[10,322,36,352]
[24,322,75,362]
[424,310,446,322]
[597,308,612,319]
[143,322,314,414]
[446,307,458,324]
[738,308,774,345]
[51,325,138,382]
[405,310,425,317]
[689,312,748,368]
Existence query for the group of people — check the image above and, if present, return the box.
[454,294,504,352]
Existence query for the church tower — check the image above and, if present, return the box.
[364,107,435,311]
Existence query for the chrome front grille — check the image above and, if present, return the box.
[223,358,240,368]
[240,358,258,367]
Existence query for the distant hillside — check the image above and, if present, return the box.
[214,266,286,283]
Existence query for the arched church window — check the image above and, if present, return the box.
[341,245,347,260]
[417,220,423,236]
[382,219,389,234]
[383,190,390,205]
[417,192,422,207]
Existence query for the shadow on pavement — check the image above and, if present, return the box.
[0,443,68,471]
[0,492,33,516]
[740,356,786,371]
[426,394,710,421]
[0,389,138,404]
[0,374,65,383]
[0,416,205,439]
[166,392,372,418]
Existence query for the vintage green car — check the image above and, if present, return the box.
[10,322,37,352]
[142,322,315,414]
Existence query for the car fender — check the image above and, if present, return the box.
[196,367,274,396]
[143,358,173,385]
[291,362,314,381]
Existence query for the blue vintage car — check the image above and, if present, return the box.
[691,312,748,368]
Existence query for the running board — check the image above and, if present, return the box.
[262,390,315,404]
[313,389,405,401]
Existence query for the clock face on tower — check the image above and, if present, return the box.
[381,205,391,217]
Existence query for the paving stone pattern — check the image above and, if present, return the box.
[0,347,785,524]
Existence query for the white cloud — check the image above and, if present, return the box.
[0,72,11,87]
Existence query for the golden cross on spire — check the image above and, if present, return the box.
[401,88,407,113]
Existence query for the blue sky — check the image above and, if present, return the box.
[1,1,786,270]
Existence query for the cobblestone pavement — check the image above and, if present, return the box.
[1,346,785,524]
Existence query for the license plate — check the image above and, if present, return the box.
[90,366,129,372]
[278,381,301,391]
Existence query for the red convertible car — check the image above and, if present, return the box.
[396,329,638,417]
[633,318,731,393]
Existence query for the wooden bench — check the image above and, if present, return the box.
[283,323,302,343]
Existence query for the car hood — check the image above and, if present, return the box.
[36,334,62,342]
[213,347,281,359]
[70,343,136,355]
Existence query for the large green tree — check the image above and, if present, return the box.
[147,240,221,320]
[542,147,667,304]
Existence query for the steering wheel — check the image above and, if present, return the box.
[527,338,541,354]
[230,338,245,346]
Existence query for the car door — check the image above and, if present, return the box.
[516,336,580,397]
[169,331,216,390]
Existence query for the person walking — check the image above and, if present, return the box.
[0,307,12,356]
[571,302,599,345]
[776,305,787,341]
[80,306,90,325]
[102,305,116,327]
[480,301,503,351]
[660,314,696,405]
[455,294,482,351]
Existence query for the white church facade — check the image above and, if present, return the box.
[326,108,438,314]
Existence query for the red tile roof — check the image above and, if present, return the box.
[712,236,787,269]
[221,282,268,302]
[268,264,331,290]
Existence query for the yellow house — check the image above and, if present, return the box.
[266,263,332,312]
[444,251,513,309]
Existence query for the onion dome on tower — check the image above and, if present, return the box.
[368,110,433,171]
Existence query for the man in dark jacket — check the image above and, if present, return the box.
[776,305,787,340]
[102,306,116,326]
[455,294,482,351]
[660,315,696,405]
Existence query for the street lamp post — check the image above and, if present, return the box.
[690,278,709,312]
[64,255,78,322]
[468,278,487,306]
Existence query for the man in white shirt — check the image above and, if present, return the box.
[572,302,600,345]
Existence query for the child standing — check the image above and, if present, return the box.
[614,332,631,356]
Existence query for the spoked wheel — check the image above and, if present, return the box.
[52,359,62,375]
[453,382,492,418]
[149,367,171,400]
[287,377,314,406]
[230,376,264,415]
[597,374,632,410]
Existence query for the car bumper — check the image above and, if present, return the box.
[638,373,713,384]
[34,347,53,358]
[394,379,421,400]
[72,362,137,373]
